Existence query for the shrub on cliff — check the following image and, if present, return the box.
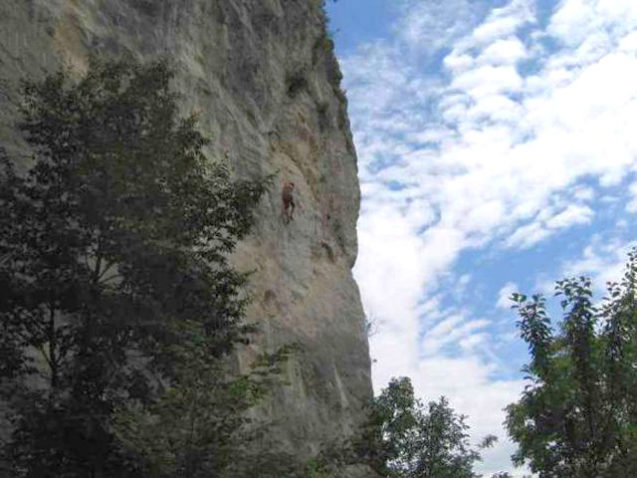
[0,56,266,477]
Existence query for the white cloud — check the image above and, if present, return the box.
[459,273,472,286]
[497,282,519,309]
[460,332,488,351]
[394,0,488,54]
[561,237,636,293]
[422,315,491,356]
[545,204,593,229]
[506,221,551,249]
[444,53,474,73]
[572,185,595,202]
[452,65,524,96]
[355,206,429,323]
[477,37,528,65]
[471,0,535,45]
[548,0,637,50]
[626,181,637,213]
[504,203,593,249]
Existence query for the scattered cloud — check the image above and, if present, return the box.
[422,315,491,356]
[505,221,552,250]
[626,181,637,213]
[572,185,595,202]
[545,204,594,229]
[340,0,637,474]
[561,237,637,293]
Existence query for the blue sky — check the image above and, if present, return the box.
[326,0,637,475]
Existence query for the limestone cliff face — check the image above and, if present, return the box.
[0,0,372,461]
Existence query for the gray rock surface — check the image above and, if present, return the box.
[0,0,373,467]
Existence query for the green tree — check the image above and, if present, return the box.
[113,320,295,478]
[0,56,265,477]
[359,377,494,478]
[505,251,637,477]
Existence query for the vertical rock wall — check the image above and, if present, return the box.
[0,0,372,459]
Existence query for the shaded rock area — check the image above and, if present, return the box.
[0,0,373,470]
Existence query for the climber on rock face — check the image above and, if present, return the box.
[281,180,296,223]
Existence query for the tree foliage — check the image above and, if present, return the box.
[114,321,295,478]
[505,250,637,477]
[358,376,495,478]
[0,56,265,477]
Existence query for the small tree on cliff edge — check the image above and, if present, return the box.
[0,56,265,477]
